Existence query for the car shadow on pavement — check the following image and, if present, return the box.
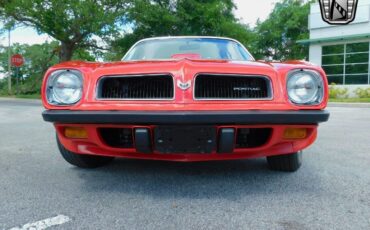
[72,158,321,200]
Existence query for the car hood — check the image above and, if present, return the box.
[43,58,328,111]
[53,59,282,79]
[53,58,318,75]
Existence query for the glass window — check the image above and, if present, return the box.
[322,55,344,65]
[322,45,344,55]
[327,75,344,85]
[322,42,370,85]
[345,75,369,84]
[323,65,344,75]
[346,53,369,64]
[346,42,370,53]
[123,38,253,61]
[346,64,368,74]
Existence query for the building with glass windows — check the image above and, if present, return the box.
[298,0,370,97]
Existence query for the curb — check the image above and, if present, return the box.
[328,102,370,108]
[0,97,42,105]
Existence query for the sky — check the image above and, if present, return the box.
[234,0,280,26]
[0,0,280,47]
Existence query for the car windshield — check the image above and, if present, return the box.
[123,38,254,61]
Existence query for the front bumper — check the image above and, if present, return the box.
[42,110,330,125]
[44,110,329,161]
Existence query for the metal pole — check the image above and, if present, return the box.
[8,27,12,94]
[16,67,19,95]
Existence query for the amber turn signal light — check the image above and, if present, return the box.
[64,127,88,139]
[283,128,307,139]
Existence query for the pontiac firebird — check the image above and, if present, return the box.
[41,36,330,172]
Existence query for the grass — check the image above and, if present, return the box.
[0,94,41,99]
[14,94,41,99]
[329,98,370,103]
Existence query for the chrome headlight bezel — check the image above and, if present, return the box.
[286,69,324,105]
[46,70,83,106]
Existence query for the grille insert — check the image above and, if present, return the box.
[194,74,271,100]
[97,75,174,100]
[99,128,134,148]
[235,128,272,148]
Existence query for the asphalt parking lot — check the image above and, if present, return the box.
[0,98,369,230]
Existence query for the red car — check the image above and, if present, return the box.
[42,36,329,172]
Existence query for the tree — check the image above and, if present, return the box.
[0,42,57,94]
[254,0,313,60]
[0,42,94,94]
[0,0,130,62]
[108,0,256,60]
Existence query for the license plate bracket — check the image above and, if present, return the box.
[154,126,217,154]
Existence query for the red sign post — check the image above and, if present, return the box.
[10,54,24,94]
[11,54,24,67]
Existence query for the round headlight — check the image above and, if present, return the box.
[287,70,324,105]
[47,70,83,105]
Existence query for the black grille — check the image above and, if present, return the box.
[99,128,134,148]
[98,75,174,99]
[235,128,272,148]
[194,74,271,99]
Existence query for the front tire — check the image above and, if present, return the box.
[266,151,302,172]
[56,136,114,168]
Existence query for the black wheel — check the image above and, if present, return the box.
[266,151,302,172]
[56,135,114,168]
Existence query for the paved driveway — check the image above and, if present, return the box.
[0,99,369,230]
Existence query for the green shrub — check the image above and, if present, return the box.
[355,88,370,98]
[329,83,349,99]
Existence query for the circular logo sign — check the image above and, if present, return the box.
[11,54,24,67]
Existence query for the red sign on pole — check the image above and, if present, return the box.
[11,54,24,67]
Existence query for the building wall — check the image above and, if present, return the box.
[309,1,370,39]
[311,39,370,97]
[308,1,370,97]
[309,38,370,66]
[309,44,322,66]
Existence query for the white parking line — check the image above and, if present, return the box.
[8,215,71,230]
